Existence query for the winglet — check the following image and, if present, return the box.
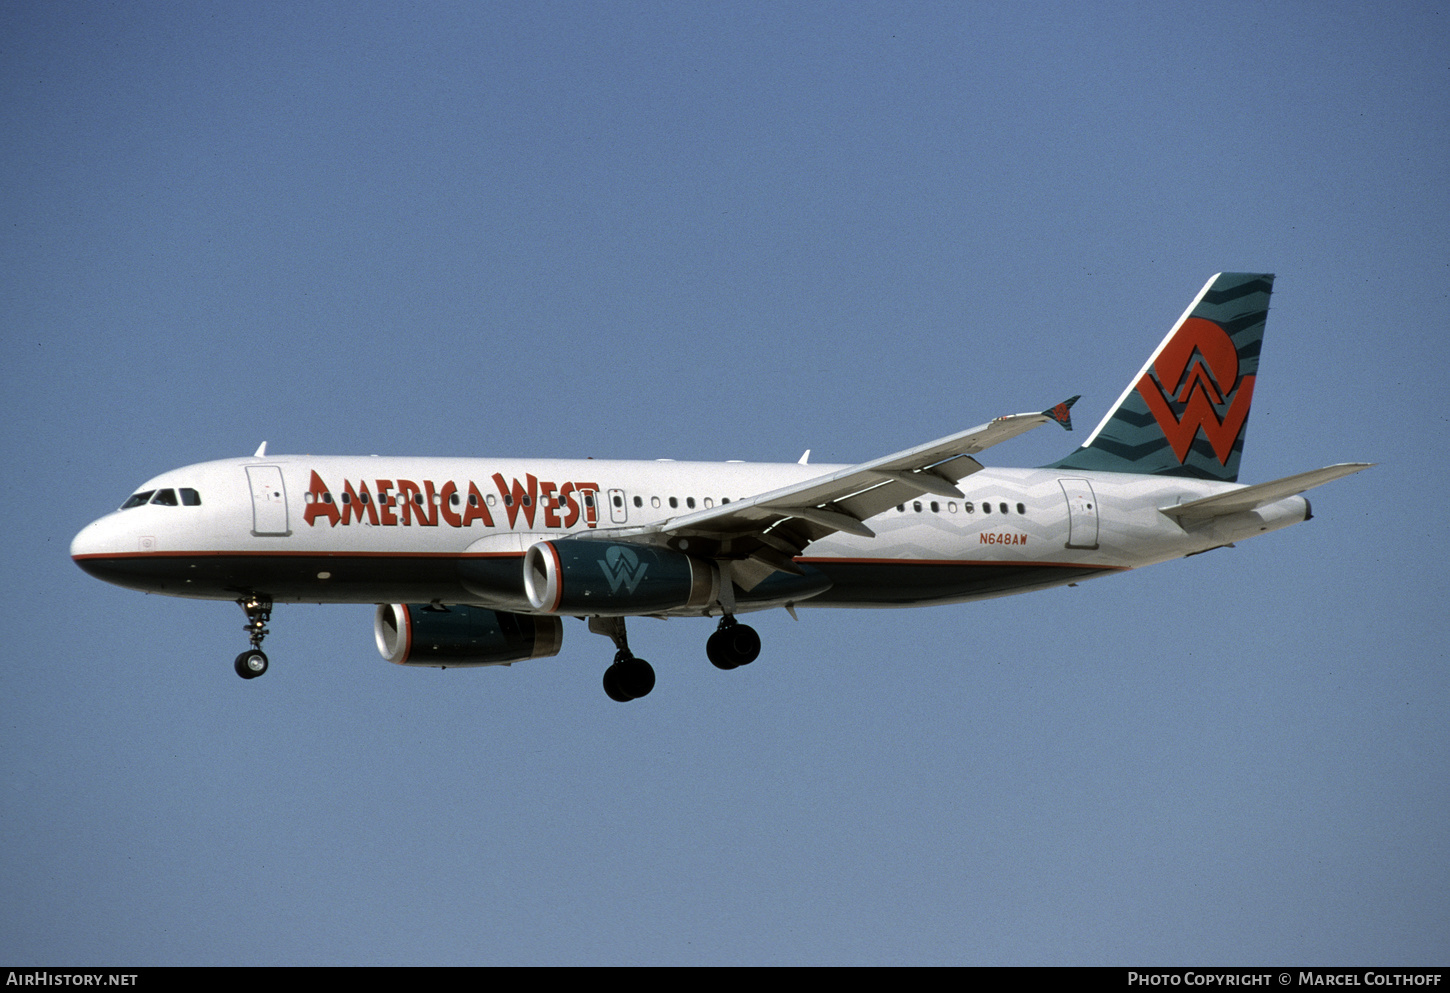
[1042,395,1079,431]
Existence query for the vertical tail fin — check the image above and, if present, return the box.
[1049,272,1274,482]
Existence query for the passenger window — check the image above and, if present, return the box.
[633,496,643,507]
[704,498,714,509]
[930,501,940,513]
[150,489,178,506]
[612,494,623,508]
[948,502,957,513]
[686,497,696,509]
[964,502,974,513]
[179,488,201,506]
[669,497,678,509]
[913,501,922,512]
[721,498,731,504]
[982,503,992,514]
[122,491,155,509]
[999,502,1008,514]
[1017,502,1026,515]
[651,496,661,508]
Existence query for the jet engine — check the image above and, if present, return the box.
[374,603,563,667]
[523,538,714,614]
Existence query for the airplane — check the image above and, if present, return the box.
[71,273,1369,701]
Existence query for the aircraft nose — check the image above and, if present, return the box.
[71,515,115,561]
[71,511,165,593]
[72,518,101,560]
[70,513,135,584]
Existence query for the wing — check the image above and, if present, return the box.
[589,397,1078,588]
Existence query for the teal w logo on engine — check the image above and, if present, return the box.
[598,545,649,595]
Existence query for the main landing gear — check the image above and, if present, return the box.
[707,616,760,670]
[590,614,763,701]
[233,595,272,680]
[591,616,655,702]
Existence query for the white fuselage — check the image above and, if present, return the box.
[70,453,1310,613]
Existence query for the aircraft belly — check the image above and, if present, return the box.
[458,552,530,610]
[800,558,1116,606]
[71,552,478,604]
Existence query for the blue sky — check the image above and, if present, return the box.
[3,0,1446,965]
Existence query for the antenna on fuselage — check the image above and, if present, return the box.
[253,441,267,458]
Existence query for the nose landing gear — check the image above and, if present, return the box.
[234,595,273,680]
[234,649,268,679]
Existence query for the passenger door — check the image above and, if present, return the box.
[246,465,290,536]
[1058,478,1099,549]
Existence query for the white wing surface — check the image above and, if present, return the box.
[587,399,1078,586]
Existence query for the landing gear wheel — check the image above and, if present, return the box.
[707,621,760,670]
[591,618,657,702]
[234,650,269,679]
[603,664,632,702]
[235,595,274,680]
[618,656,655,698]
[603,656,655,702]
[706,631,738,670]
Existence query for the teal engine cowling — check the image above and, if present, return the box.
[374,603,563,667]
[523,539,715,615]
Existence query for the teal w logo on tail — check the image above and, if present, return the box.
[1050,272,1273,482]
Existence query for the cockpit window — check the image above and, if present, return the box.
[120,487,201,509]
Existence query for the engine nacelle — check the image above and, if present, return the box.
[524,538,714,614]
[375,603,563,667]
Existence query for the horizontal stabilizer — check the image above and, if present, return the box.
[1160,463,1372,521]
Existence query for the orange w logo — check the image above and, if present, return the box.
[1136,317,1255,466]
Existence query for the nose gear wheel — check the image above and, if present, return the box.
[234,595,274,680]
[234,650,268,679]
